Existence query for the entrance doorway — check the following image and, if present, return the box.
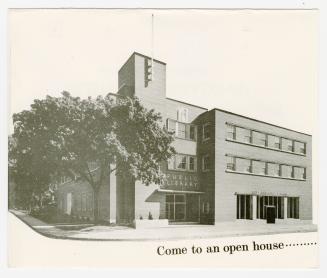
[257,196,284,219]
[165,194,186,222]
[266,206,276,224]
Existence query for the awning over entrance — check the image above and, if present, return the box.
[145,189,204,202]
[234,192,297,197]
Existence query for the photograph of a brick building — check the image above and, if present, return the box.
[55,52,312,228]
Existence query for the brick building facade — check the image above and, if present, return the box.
[56,52,312,227]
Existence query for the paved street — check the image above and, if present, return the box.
[10,210,318,241]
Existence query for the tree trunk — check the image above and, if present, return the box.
[93,187,100,223]
[108,164,111,223]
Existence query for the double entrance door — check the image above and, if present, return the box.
[165,193,201,222]
[165,194,186,221]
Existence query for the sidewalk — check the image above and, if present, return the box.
[10,210,318,241]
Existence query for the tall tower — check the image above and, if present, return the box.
[116,52,167,224]
[118,52,167,114]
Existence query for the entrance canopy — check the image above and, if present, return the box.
[146,189,204,202]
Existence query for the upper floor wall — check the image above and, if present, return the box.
[213,109,312,183]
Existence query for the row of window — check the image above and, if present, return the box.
[226,124,306,155]
[168,154,197,172]
[226,156,306,180]
[236,195,299,220]
[168,154,210,172]
[168,153,306,180]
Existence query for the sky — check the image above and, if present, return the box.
[9,9,318,135]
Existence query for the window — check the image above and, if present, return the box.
[244,129,252,143]
[76,194,81,211]
[189,157,196,171]
[293,167,306,180]
[287,197,299,219]
[166,119,197,141]
[252,161,266,175]
[177,123,186,138]
[236,195,252,219]
[226,124,236,140]
[166,194,186,221]
[281,165,292,178]
[282,138,293,152]
[294,141,306,154]
[189,125,197,141]
[288,143,294,152]
[177,108,188,123]
[167,154,197,172]
[167,157,175,170]
[202,155,210,171]
[203,123,211,141]
[66,193,72,215]
[261,134,268,146]
[284,165,294,177]
[267,163,279,176]
[252,131,266,146]
[303,168,306,179]
[59,195,63,211]
[176,155,187,170]
[86,193,93,212]
[268,135,281,149]
[202,202,210,214]
[278,165,282,176]
[274,137,281,149]
[81,193,87,212]
[167,119,177,134]
[226,156,235,171]
[236,158,252,173]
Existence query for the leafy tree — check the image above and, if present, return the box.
[9,135,55,211]
[10,92,175,222]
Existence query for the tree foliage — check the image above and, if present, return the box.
[10,92,175,221]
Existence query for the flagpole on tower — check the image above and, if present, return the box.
[151,13,154,80]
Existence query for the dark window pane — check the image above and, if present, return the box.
[166,195,174,202]
[175,194,185,203]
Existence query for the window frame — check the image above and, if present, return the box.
[167,154,197,172]
[202,123,211,141]
[226,124,236,140]
[202,155,210,172]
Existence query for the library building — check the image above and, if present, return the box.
[56,52,312,228]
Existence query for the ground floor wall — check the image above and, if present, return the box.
[56,171,312,226]
[214,172,312,223]
[134,181,163,220]
[56,175,112,222]
[134,182,204,224]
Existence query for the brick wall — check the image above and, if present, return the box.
[214,109,312,222]
[56,172,113,222]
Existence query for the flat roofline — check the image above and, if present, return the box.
[108,94,310,136]
[118,52,166,73]
[213,108,312,136]
[133,52,166,65]
[166,97,208,111]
